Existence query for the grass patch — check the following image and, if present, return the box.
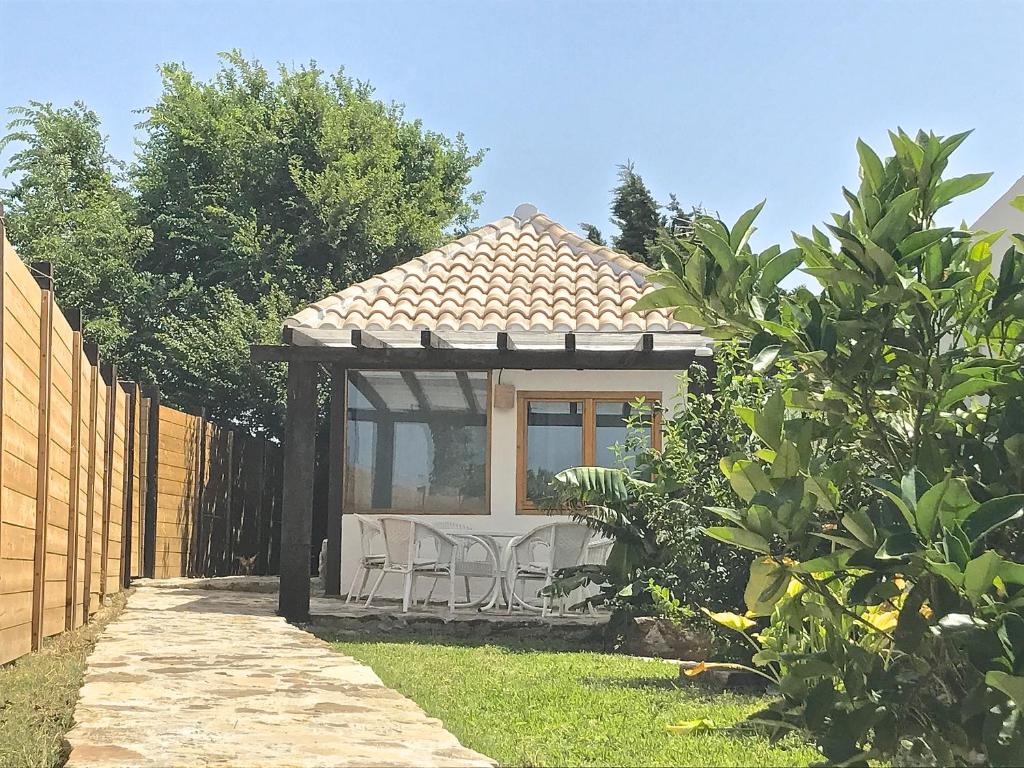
[0,593,128,768]
[327,632,819,767]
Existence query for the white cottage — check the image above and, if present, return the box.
[256,204,713,617]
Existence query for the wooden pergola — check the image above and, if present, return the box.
[251,327,712,622]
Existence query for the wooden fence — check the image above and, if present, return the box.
[0,227,281,665]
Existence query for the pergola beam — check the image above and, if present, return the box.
[351,329,387,348]
[401,371,431,411]
[455,371,480,413]
[349,371,389,413]
[252,344,703,370]
[496,332,515,352]
[420,330,453,349]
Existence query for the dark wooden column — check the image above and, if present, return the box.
[121,383,136,589]
[142,385,160,579]
[323,364,346,596]
[278,360,318,621]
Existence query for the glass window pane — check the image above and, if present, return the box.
[525,401,583,503]
[346,371,488,513]
[595,400,652,468]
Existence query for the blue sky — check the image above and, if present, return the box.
[2,0,1022,255]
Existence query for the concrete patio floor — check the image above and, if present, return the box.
[135,575,610,629]
[65,583,494,767]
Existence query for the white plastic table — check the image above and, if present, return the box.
[446,530,519,610]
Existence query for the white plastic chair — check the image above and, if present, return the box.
[579,535,614,614]
[505,522,593,616]
[364,516,459,613]
[345,515,385,603]
[582,535,614,566]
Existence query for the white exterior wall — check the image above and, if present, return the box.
[337,367,686,600]
[972,175,1024,276]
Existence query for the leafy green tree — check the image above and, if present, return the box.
[128,52,483,431]
[0,102,155,370]
[610,162,664,264]
[636,130,1024,765]
[134,51,484,308]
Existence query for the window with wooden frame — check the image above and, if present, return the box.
[515,391,661,513]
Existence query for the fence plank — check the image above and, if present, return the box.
[81,346,99,618]
[1,239,42,664]
[0,229,282,665]
[64,314,83,631]
[30,278,52,650]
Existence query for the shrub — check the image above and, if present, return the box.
[548,345,773,630]
[636,129,1024,765]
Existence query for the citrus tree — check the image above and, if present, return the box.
[634,130,1024,765]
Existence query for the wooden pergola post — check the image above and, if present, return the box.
[323,364,346,596]
[278,360,318,621]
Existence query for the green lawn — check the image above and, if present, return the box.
[329,633,819,767]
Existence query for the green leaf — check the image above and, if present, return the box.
[964,551,1004,600]
[898,228,953,259]
[1011,195,1024,214]
[963,495,1024,543]
[700,608,757,633]
[704,506,745,525]
[931,172,993,209]
[807,476,838,512]
[751,345,781,374]
[866,476,915,530]
[856,138,885,193]
[771,440,800,479]
[916,476,976,540]
[631,286,693,312]
[704,526,770,554]
[939,378,1008,409]
[842,509,877,547]
[733,406,756,432]
[665,718,715,734]
[789,658,837,678]
[809,532,864,550]
[924,558,964,588]
[753,391,784,449]
[744,557,789,616]
[864,240,898,278]
[987,671,1024,709]
[730,199,766,252]
[720,457,772,502]
[870,188,919,244]
[758,248,802,292]
[877,532,918,559]
[699,228,740,276]
[790,551,853,574]
[552,466,630,504]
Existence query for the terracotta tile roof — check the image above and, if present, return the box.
[286,204,693,333]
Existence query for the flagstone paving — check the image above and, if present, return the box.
[65,585,494,768]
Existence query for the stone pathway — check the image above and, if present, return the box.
[65,586,494,767]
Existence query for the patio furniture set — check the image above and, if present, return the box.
[344,516,612,616]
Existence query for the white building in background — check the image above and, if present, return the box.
[972,175,1024,273]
